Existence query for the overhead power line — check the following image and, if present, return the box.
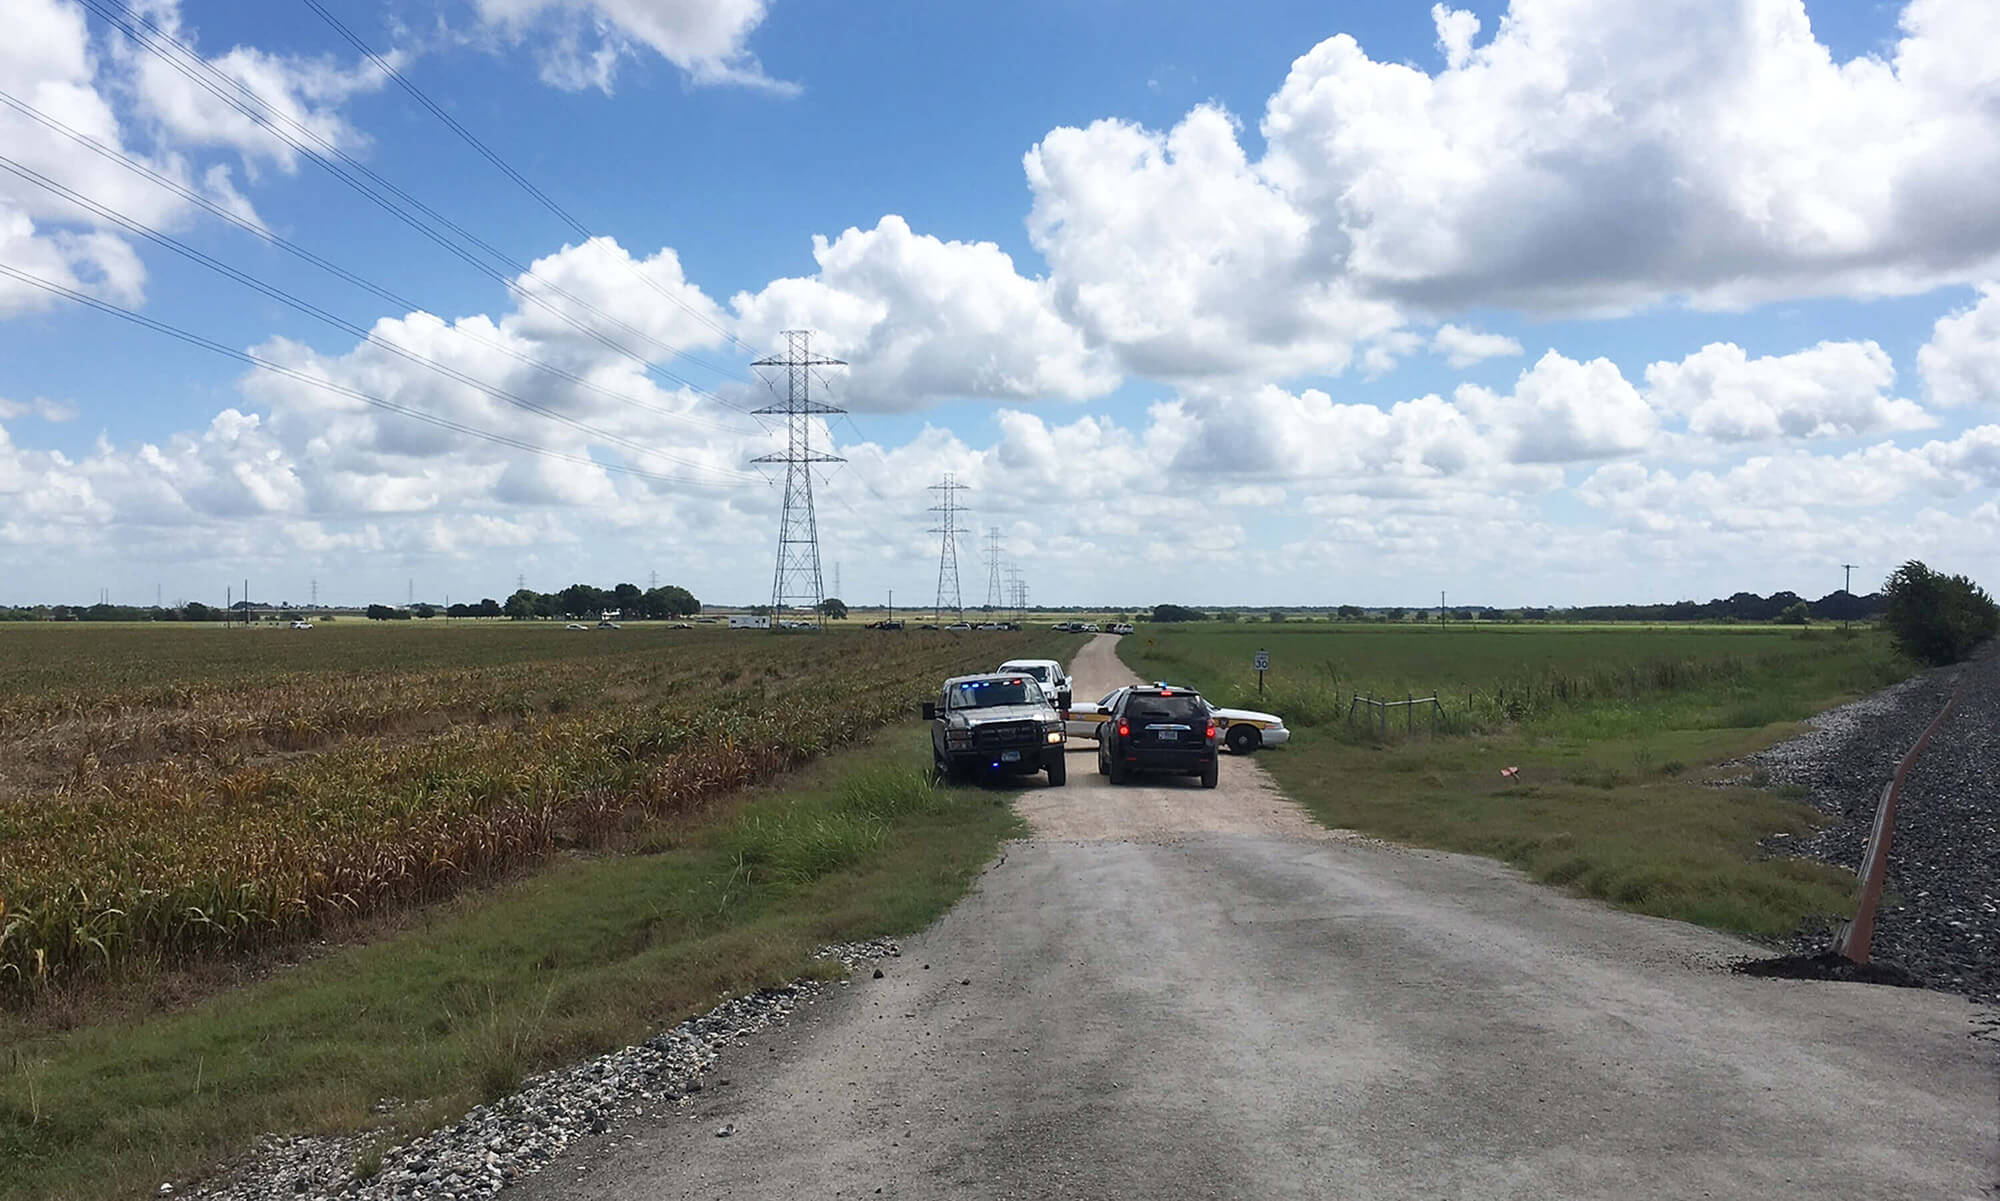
[0,263,745,491]
[0,154,756,481]
[75,0,758,414]
[0,87,756,439]
[298,0,754,361]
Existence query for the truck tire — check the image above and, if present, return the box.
[1200,757,1219,789]
[1106,747,1128,785]
[1226,724,1260,755]
[1046,752,1067,786]
[932,745,950,784]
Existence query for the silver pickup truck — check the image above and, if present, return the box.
[923,672,1068,786]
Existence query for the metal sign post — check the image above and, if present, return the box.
[1254,649,1269,695]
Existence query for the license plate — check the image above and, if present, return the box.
[1001,750,1022,762]
[1157,730,1179,741]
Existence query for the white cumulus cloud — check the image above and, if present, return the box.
[470,0,790,93]
[1918,284,2000,408]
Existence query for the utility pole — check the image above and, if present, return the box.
[887,588,893,624]
[984,528,1004,612]
[1441,590,1446,630]
[1842,562,1859,631]
[752,330,847,630]
[929,474,968,625]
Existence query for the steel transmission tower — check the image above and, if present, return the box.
[751,331,847,628]
[984,527,1004,611]
[929,475,969,624]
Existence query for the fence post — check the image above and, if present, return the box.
[1406,692,1412,737]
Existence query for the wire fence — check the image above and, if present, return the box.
[1347,692,1445,740]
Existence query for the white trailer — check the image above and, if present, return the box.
[727,615,771,630]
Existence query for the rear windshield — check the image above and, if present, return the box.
[948,678,1045,709]
[1125,695,1204,722]
[1004,664,1051,682]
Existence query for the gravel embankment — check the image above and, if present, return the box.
[169,939,902,1201]
[1745,648,1999,1004]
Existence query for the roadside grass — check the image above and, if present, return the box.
[1121,624,1913,938]
[0,726,1019,1201]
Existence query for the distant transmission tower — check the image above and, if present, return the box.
[833,561,842,601]
[752,330,847,628]
[1005,566,1026,621]
[929,474,968,624]
[984,527,1003,611]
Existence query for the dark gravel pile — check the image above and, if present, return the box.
[170,938,901,1201]
[1746,649,2000,1004]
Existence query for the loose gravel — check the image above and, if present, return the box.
[1742,647,2000,1004]
[167,939,902,1201]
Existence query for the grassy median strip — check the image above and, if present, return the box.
[0,725,1020,1201]
[1123,624,1912,937]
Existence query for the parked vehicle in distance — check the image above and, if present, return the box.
[1066,684,1289,754]
[1109,622,1135,635]
[924,673,1067,786]
[1096,684,1218,787]
[597,620,622,629]
[1078,622,1101,633]
[997,657,1072,709]
[564,623,588,630]
[290,621,314,630]
[727,615,771,630]
[866,619,905,630]
[945,622,973,631]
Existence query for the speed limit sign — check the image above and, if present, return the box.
[1253,649,1270,671]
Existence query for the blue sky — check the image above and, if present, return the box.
[2,0,1997,610]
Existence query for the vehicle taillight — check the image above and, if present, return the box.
[1206,720,1217,739]
[1117,722,1130,738]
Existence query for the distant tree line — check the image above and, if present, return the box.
[500,582,700,620]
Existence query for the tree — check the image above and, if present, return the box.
[1335,604,1362,621]
[1268,610,1286,623]
[477,598,502,618]
[504,589,540,620]
[412,603,438,619]
[1384,607,1406,622]
[1151,603,1207,623]
[612,582,643,613]
[1881,560,1999,665]
[280,611,302,623]
[557,583,606,618]
[1776,601,1810,626]
[364,603,401,621]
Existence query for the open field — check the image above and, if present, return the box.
[0,622,1078,1007]
[1120,623,1916,936]
[0,724,1027,1201]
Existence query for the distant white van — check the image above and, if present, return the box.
[290,621,313,630]
[728,615,772,630]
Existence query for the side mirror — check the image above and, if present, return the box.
[921,702,938,721]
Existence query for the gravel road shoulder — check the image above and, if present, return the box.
[1747,644,2000,1002]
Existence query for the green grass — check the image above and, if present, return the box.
[1121,623,1913,937]
[0,725,1020,1201]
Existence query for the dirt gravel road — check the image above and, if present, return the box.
[525,635,1997,1201]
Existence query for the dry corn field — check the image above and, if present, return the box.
[0,622,1059,1004]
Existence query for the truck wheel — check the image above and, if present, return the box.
[1200,758,1219,789]
[1107,749,1128,785]
[932,746,950,784]
[1096,743,1109,775]
[1046,753,1067,786]
[1226,725,1260,755]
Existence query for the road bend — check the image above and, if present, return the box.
[525,634,1996,1201]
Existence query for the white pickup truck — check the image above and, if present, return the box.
[996,658,1072,710]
